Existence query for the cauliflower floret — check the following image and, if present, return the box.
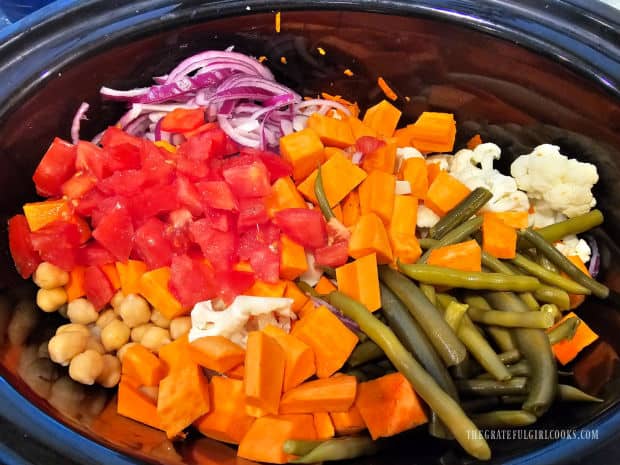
[510,144,598,218]
[395,146,424,172]
[554,234,591,264]
[449,143,530,213]
[426,154,452,172]
[529,200,567,228]
[189,296,295,347]
[417,204,440,228]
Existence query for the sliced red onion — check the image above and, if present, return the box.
[310,296,362,333]
[70,102,90,144]
[100,86,150,101]
[124,114,151,137]
[295,98,351,116]
[217,114,261,148]
[585,235,601,278]
[280,119,293,135]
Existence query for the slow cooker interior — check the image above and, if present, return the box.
[0,9,619,465]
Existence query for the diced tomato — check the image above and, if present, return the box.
[238,222,280,260]
[83,265,115,310]
[100,126,143,149]
[189,219,237,272]
[177,130,216,161]
[240,148,293,182]
[237,197,269,230]
[249,246,280,283]
[76,141,109,179]
[32,137,77,197]
[76,243,115,266]
[314,241,349,267]
[8,215,41,278]
[92,205,134,262]
[71,215,92,244]
[217,270,255,305]
[274,209,327,249]
[90,196,129,228]
[129,184,179,225]
[356,136,385,155]
[176,157,210,181]
[134,218,174,269]
[61,173,97,200]
[222,160,271,198]
[30,221,81,271]
[165,209,194,254]
[204,208,236,232]
[74,188,107,217]
[168,255,217,308]
[97,170,145,197]
[139,142,176,187]
[175,176,203,216]
[160,108,206,133]
[195,181,238,211]
[104,143,142,172]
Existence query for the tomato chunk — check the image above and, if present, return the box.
[168,255,217,308]
[32,138,77,197]
[30,221,81,271]
[217,270,255,305]
[83,265,115,310]
[175,176,203,217]
[134,218,174,269]
[100,126,143,149]
[92,206,134,262]
[314,241,349,267]
[195,181,238,211]
[76,141,109,179]
[237,197,269,230]
[222,161,271,198]
[356,136,385,155]
[189,219,237,272]
[274,209,327,249]
[8,215,41,279]
[76,243,115,266]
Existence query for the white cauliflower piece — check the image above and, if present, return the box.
[510,144,598,218]
[417,204,440,228]
[529,200,567,228]
[395,146,423,172]
[189,296,295,348]
[395,180,412,195]
[554,234,591,263]
[449,143,530,213]
[426,154,452,172]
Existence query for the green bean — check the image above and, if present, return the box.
[321,266,337,279]
[540,303,562,323]
[471,410,538,428]
[348,340,384,367]
[379,267,467,367]
[519,229,609,299]
[537,254,558,273]
[534,286,571,311]
[557,384,604,403]
[399,263,541,292]
[500,395,527,405]
[478,361,530,379]
[519,210,603,247]
[467,305,554,329]
[456,377,528,396]
[444,301,469,331]
[499,349,521,364]
[419,238,436,250]
[429,187,493,240]
[420,283,437,305]
[380,284,459,400]
[283,439,323,456]
[464,295,517,351]
[296,280,319,297]
[289,437,379,463]
[327,291,491,460]
[485,292,557,417]
[314,164,334,221]
[462,397,502,414]
[419,217,484,263]
[511,253,591,295]
[481,252,539,310]
[451,356,481,380]
[547,317,581,345]
[436,294,511,382]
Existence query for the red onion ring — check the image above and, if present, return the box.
[70,102,90,144]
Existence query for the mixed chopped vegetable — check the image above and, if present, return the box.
[7,48,609,463]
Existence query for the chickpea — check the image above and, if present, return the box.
[169,317,191,340]
[96,309,118,328]
[67,299,98,325]
[140,327,171,352]
[37,287,67,313]
[69,350,104,385]
[110,291,125,312]
[101,320,130,352]
[150,309,170,329]
[117,342,138,362]
[131,323,155,343]
[85,337,105,354]
[8,299,39,346]
[96,355,121,388]
[48,331,88,366]
[33,262,69,289]
[56,323,90,338]
[118,294,151,328]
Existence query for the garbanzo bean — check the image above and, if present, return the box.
[131,323,155,343]
[96,309,118,328]
[150,309,170,329]
[69,350,104,385]
[101,320,130,352]
[169,317,191,340]
[96,354,121,388]
[110,291,125,312]
[33,262,69,289]
[48,332,88,366]
[140,327,171,352]
[67,298,98,325]
[56,323,90,338]
[85,337,105,354]
[118,294,151,328]
[37,288,67,313]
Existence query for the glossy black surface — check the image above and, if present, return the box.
[0,1,619,465]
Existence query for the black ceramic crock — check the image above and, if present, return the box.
[0,1,619,464]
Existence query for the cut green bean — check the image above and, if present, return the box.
[327,291,491,460]
[451,356,481,380]
[481,252,539,310]
[314,164,334,221]
[379,267,467,367]
[289,437,379,463]
[464,295,517,351]
[419,217,484,263]
[511,253,591,295]
[322,266,337,279]
[462,397,502,414]
[499,349,521,364]
[456,377,528,396]
[296,280,320,297]
[467,305,554,329]
[399,263,541,292]
[420,283,437,305]
[519,210,603,247]
[540,304,562,323]
[558,384,604,403]
[380,284,459,400]
[429,187,493,240]
[444,301,469,331]
[537,254,558,273]
[519,228,609,299]
[471,410,538,428]
[534,286,571,311]
[478,361,530,379]
[547,317,581,345]
[486,292,557,417]
[283,439,323,456]
[348,340,384,367]
[419,238,436,250]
